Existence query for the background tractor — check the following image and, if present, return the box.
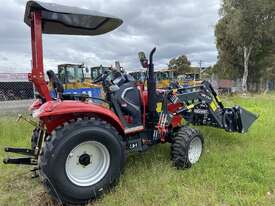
[58,63,87,90]
[56,63,101,100]
[130,68,175,89]
[177,72,202,87]
[129,70,146,82]
[57,64,122,101]
[3,1,257,205]
[155,68,175,88]
[90,65,112,83]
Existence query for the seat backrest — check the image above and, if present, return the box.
[46,70,64,94]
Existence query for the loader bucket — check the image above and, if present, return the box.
[223,106,258,133]
[234,106,258,133]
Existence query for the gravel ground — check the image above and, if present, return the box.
[0,99,33,115]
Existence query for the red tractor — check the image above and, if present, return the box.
[4,1,257,205]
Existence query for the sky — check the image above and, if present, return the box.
[0,0,220,73]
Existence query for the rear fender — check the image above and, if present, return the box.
[36,101,125,135]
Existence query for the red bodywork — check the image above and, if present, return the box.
[29,11,51,101]
[35,101,125,134]
[29,10,182,137]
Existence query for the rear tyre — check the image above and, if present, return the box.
[171,126,203,169]
[31,128,40,150]
[39,118,125,205]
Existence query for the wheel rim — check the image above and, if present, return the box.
[188,136,202,164]
[65,141,110,187]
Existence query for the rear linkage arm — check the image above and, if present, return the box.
[3,114,46,178]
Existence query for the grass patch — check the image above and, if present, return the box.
[1,95,275,206]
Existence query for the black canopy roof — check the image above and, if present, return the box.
[24,1,123,36]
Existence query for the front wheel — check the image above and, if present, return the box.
[171,126,204,169]
[39,118,125,205]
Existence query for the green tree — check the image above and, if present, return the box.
[215,14,243,79]
[168,55,191,75]
[215,0,275,93]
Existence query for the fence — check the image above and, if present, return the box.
[0,82,34,101]
[209,74,275,94]
[0,80,101,115]
[0,80,34,115]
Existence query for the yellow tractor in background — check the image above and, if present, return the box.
[129,68,175,89]
[57,64,101,98]
[57,64,92,89]
[155,68,175,88]
[129,70,146,82]
[90,65,112,83]
[177,72,202,87]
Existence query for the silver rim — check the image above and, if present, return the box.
[188,137,203,164]
[65,141,110,187]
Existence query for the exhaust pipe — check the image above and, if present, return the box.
[147,48,157,127]
[138,47,157,128]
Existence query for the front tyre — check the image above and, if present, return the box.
[39,118,125,205]
[171,126,203,169]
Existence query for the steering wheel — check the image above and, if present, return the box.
[93,70,111,84]
[93,73,104,84]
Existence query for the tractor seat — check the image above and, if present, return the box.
[46,70,64,96]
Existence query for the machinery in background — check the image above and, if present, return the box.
[90,65,112,83]
[130,69,202,89]
[58,64,87,89]
[177,72,202,87]
[129,70,146,82]
[129,68,175,89]
[155,68,175,88]
[57,64,101,99]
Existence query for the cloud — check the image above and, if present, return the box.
[0,0,220,72]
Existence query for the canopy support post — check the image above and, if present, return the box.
[29,11,51,101]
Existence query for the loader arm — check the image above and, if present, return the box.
[161,81,257,133]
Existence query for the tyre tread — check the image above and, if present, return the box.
[171,126,203,169]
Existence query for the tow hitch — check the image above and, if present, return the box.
[3,114,38,166]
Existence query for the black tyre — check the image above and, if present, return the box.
[31,128,40,150]
[39,118,125,205]
[171,126,204,169]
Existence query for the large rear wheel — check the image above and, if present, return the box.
[39,118,125,205]
[31,128,40,150]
